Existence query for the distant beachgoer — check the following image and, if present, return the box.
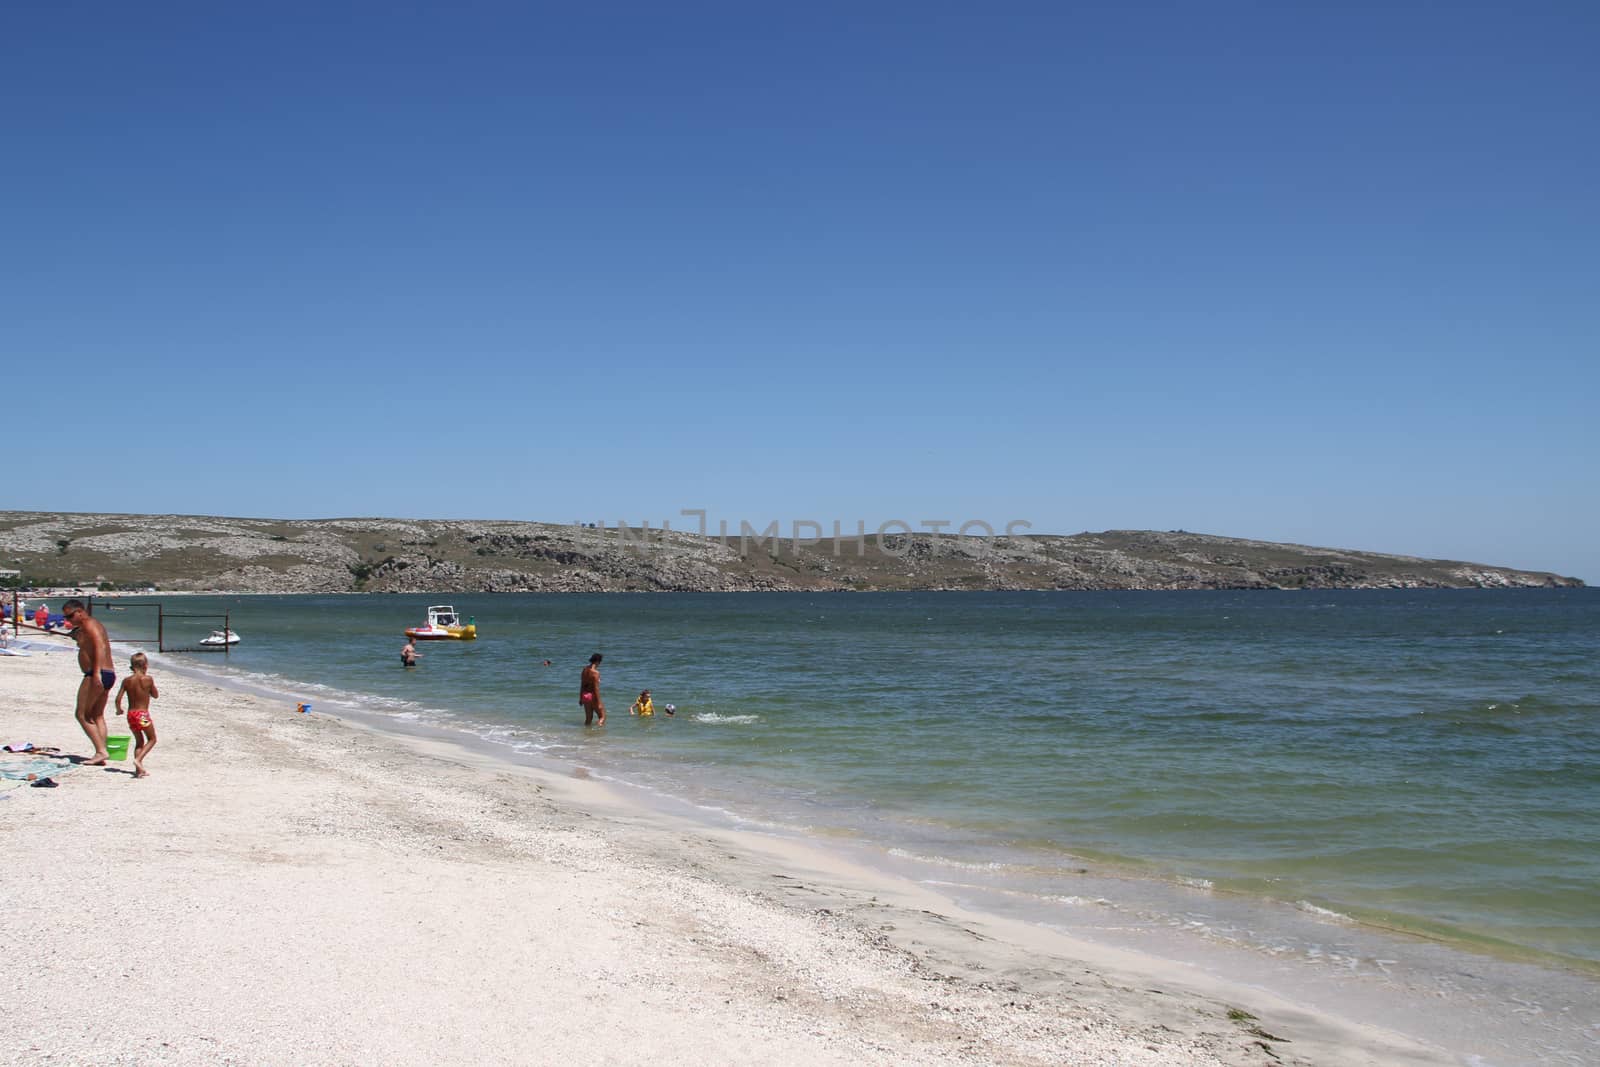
[401,639,420,667]
[34,604,49,629]
[543,659,552,667]
[631,690,654,717]
[580,653,604,726]
[115,652,159,778]
[61,600,114,765]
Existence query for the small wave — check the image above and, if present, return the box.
[508,739,561,753]
[888,848,1008,872]
[1296,900,1353,922]
[1178,877,1214,890]
[692,713,760,725]
[190,664,469,723]
[919,881,1115,909]
[1045,894,1115,907]
[684,801,792,832]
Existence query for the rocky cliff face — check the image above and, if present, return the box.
[0,512,1582,593]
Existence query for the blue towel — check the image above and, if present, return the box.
[0,756,74,782]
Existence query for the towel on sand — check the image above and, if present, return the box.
[0,756,76,792]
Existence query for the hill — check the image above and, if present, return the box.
[0,511,1581,593]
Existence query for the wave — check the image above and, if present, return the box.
[887,848,1010,872]
[692,712,760,725]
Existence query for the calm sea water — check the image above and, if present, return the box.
[95,589,1600,1061]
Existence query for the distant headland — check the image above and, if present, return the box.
[0,511,1582,594]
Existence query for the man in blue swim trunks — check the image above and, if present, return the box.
[62,600,115,766]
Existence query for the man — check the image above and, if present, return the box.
[61,599,114,765]
[580,653,605,726]
[400,638,420,667]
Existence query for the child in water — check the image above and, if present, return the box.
[115,652,159,778]
[630,690,655,717]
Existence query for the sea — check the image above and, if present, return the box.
[92,589,1600,1065]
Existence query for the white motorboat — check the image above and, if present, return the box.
[405,605,477,641]
[200,629,241,646]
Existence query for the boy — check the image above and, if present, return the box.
[115,652,159,778]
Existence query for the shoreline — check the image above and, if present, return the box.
[2,634,1452,1065]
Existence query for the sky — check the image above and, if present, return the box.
[3,2,1596,581]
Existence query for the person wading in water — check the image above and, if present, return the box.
[580,653,605,726]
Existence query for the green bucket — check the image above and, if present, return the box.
[105,735,131,761]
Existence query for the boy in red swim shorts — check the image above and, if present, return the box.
[115,652,160,778]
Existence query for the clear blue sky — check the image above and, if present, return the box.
[4,2,1596,580]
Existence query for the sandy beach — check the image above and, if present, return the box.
[1,637,1452,1066]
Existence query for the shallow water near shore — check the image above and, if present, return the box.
[94,588,1600,1064]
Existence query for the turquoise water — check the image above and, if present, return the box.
[96,589,1600,1059]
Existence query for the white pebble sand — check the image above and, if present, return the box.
[1,639,1451,1065]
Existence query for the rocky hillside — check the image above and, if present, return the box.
[0,511,1582,593]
